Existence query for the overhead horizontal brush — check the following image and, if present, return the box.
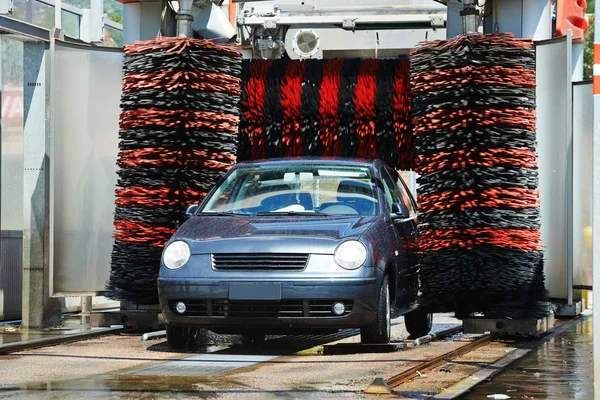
[238,58,413,169]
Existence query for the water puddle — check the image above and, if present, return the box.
[461,316,593,399]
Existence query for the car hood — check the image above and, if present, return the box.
[173,215,378,255]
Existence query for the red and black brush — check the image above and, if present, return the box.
[106,37,241,305]
[238,58,412,169]
[410,33,550,319]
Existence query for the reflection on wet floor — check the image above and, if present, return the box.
[0,332,369,399]
[460,316,593,400]
[0,317,462,399]
[0,316,105,346]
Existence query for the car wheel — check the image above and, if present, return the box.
[166,324,198,350]
[404,310,433,338]
[361,275,391,344]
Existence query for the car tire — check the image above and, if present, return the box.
[361,276,391,344]
[166,324,198,350]
[404,310,433,338]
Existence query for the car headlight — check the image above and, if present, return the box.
[334,240,367,270]
[163,241,191,270]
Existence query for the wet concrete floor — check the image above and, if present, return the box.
[0,316,464,399]
[3,313,587,400]
[0,315,118,346]
[460,315,593,400]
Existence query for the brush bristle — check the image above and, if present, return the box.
[410,33,551,319]
[106,38,242,305]
[238,58,412,169]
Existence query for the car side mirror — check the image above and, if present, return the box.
[391,202,410,219]
[185,204,199,220]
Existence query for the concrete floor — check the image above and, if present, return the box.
[0,314,540,399]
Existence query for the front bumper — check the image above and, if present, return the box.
[158,276,378,331]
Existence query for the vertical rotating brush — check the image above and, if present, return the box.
[238,58,412,169]
[411,33,550,319]
[106,38,241,305]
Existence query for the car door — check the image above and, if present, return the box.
[380,167,419,307]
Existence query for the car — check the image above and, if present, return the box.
[158,157,432,349]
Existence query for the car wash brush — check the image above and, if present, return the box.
[106,37,241,305]
[238,58,413,169]
[411,33,550,319]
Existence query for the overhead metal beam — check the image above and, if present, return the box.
[239,15,446,27]
[0,15,50,41]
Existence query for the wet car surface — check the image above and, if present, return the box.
[158,158,430,347]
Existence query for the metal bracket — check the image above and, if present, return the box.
[0,0,12,15]
[263,19,277,30]
[256,37,284,59]
[554,300,584,317]
[342,18,356,30]
[459,6,479,17]
[430,15,445,29]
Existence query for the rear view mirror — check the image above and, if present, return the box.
[185,204,199,220]
[391,202,409,219]
[284,172,314,183]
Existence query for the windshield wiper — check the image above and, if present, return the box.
[255,211,328,216]
[198,211,252,216]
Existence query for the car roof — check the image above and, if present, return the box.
[235,157,384,169]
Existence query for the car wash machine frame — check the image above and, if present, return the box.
[112,0,592,334]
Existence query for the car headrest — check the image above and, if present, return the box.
[337,180,374,201]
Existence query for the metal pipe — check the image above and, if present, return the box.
[412,326,462,347]
[567,29,574,307]
[593,2,600,396]
[176,0,194,37]
[141,330,167,341]
[461,0,479,34]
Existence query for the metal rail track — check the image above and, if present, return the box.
[386,333,498,388]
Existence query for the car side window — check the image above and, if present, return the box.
[380,168,402,213]
[399,178,417,215]
[382,168,415,215]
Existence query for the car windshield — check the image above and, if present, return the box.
[200,164,379,216]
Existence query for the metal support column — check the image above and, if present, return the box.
[572,43,584,81]
[81,296,92,325]
[21,41,60,330]
[488,0,551,40]
[566,31,574,308]
[446,0,464,39]
[592,3,600,397]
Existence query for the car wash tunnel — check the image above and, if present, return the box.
[0,0,598,399]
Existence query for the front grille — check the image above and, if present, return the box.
[168,300,353,318]
[212,253,309,270]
